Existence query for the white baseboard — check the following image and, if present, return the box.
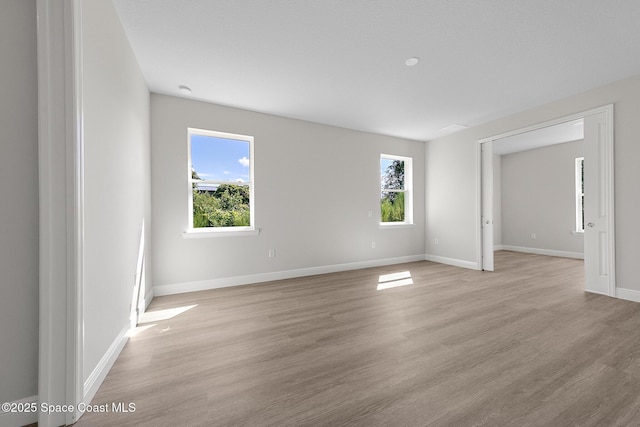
[154,254,426,296]
[0,395,38,427]
[83,324,129,407]
[500,245,584,260]
[616,287,640,303]
[424,254,480,270]
[494,245,505,251]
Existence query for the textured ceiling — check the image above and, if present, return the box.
[112,0,640,141]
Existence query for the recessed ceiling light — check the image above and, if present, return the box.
[178,85,192,95]
[405,57,419,67]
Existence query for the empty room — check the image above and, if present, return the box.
[3,1,640,426]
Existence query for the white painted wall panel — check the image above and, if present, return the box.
[424,131,477,263]
[81,0,151,382]
[151,95,425,288]
[501,140,584,254]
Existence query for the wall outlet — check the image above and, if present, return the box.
[530,233,536,239]
[268,249,276,258]
[371,241,376,249]
[434,238,439,245]
[367,210,373,218]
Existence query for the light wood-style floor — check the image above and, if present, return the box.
[74,251,640,426]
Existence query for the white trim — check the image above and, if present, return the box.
[381,153,412,162]
[188,127,254,142]
[83,324,129,408]
[603,104,616,297]
[575,156,585,233]
[0,395,39,427]
[615,287,640,303]
[379,223,416,229]
[494,245,505,251]
[154,255,426,296]
[66,0,85,423]
[424,254,480,270]
[475,139,483,272]
[477,105,612,144]
[500,245,584,260]
[37,1,84,426]
[183,228,260,238]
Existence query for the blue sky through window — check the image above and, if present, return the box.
[191,134,250,183]
[380,157,394,189]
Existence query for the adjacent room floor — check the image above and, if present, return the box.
[74,251,640,426]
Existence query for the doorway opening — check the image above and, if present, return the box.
[489,119,584,269]
[477,105,615,296]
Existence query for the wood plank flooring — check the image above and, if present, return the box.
[73,251,640,426]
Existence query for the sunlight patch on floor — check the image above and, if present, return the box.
[377,271,413,290]
[128,323,155,337]
[139,304,197,323]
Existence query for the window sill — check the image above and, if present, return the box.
[183,228,261,239]
[379,223,415,230]
[571,230,584,236]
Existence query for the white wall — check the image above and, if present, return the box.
[81,0,151,386]
[501,140,584,255]
[424,130,477,263]
[425,73,640,292]
[151,94,425,291]
[0,0,39,406]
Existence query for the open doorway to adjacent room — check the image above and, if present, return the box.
[478,105,615,296]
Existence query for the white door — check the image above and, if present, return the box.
[583,111,613,295]
[481,141,494,271]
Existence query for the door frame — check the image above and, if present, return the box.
[38,0,84,425]
[476,104,615,296]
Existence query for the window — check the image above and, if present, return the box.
[380,154,413,225]
[575,157,584,232]
[187,128,254,231]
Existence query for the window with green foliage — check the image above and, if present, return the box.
[188,128,254,230]
[380,154,413,224]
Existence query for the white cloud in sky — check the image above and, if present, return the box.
[223,170,231,175]
[238,156,250,167]
[236,178,245,183]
